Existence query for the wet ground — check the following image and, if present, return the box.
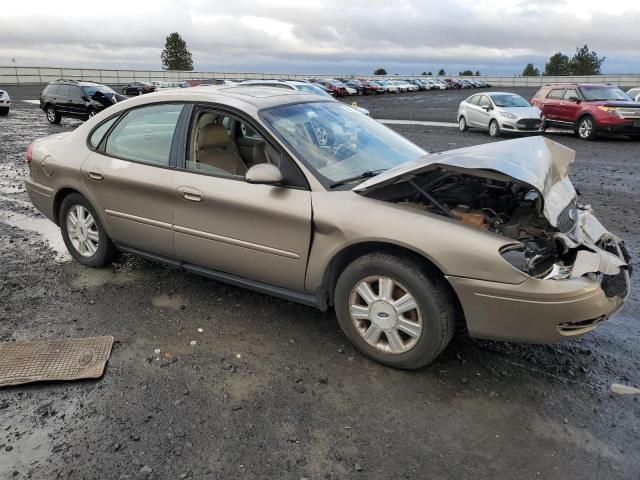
[1,85,639,479]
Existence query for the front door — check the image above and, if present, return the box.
[81,103,185,257]
[172,107,312,291]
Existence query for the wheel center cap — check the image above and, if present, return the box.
[76,223,87,241]
[370,301,397,330]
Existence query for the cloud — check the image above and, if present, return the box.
[0,0,639,74]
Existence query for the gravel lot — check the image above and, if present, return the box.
[1,85,639,480]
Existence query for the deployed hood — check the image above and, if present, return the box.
[354,136,576,228]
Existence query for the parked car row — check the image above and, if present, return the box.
[457,83,640,140]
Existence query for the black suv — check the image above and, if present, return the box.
[39,79,126,124]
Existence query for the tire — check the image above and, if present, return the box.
[45,105,61,124]
[488,119,500,138]
[59,193,119,267]
[576,116,597,140]
[458,116,468,132]
[334,252,456,369]
[0,108,8,116]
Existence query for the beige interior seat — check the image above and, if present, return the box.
[197,124,248,176]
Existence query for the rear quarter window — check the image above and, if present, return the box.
[547,89,565,100]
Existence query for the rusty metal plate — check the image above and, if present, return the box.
[0,336,114,387]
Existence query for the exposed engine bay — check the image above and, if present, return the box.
[365,167,631,297]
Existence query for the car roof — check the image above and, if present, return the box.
[150,85,331,109]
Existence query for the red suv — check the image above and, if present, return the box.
[531,83,640,140]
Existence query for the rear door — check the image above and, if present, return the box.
[541,88,565,122]
[81,103,186,257]
[55,85,71,114]
[67,85,86,118]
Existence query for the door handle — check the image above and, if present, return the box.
[178,186,203,202]
[88,170,104,181]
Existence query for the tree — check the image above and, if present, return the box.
[421,71,427,76]
[427,72,432,76]
[460,70,474,76]
[374,68,387,75]
[522,63,540,76]
[570,44,605,75]
[161,32,193,71]
[438,68,446,76]
[544,52,571,76]
[475,70,480,76]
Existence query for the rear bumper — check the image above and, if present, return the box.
[447,274,628,344]
[25,177,57,223]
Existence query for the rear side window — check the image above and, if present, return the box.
[467,95,480,105]
[44,84,60,95]
[89,116,119,149]
[57,85,71,97]
[103,104,183,166]
[547,89,565,100]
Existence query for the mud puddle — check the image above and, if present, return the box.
[0,209,69,260]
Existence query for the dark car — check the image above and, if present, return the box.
[345,80,366,95]
[531,83,640,140]
[122,81,156,95]
[39,79,126,124]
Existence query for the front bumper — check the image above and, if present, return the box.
[447,272,628,344]
[500,118,544,133]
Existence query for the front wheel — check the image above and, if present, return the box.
[488,119,500,137]
[60,193,119,267]
[0,108,8,116]
[577,116,597,140]
[334,253,456,369]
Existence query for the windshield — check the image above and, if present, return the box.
[81,85,116,97]
[261,102,426,188]
[580,86,631,101]
[491,94,530,107]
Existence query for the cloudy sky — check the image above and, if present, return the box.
[1,0,639,75]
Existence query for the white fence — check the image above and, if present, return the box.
[2,65,640,88]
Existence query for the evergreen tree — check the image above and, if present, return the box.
[522,63,540,76]
[161,32,194,71]
[438,68,446,76]
[570,45,605,75]
[544,52,571,75]
[374,68,387,75]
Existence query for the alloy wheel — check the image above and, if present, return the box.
[579,118,593,139]
[46,107,56,123]
[66,205,99,257]
[489,121,498,137]
[348,276,423,354]
[459,117,467,131]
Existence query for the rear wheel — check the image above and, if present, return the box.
[577,116,597,140]
[488,119,500,137]
[60,193,119,267]
[45,105,61,124]
[334,253,455,369]
[459,116,468,132]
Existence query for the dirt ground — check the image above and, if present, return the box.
[0,85,639,480]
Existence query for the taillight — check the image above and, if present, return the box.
[26,143,34,164]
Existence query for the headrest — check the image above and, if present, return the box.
[201,124,230,148]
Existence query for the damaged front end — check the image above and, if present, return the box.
[355,137,631,299]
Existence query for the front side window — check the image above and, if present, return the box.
[261,101,426,188]
[68,86,83,100]
[478,96,492,108]
[564,89,580,100]
[467,95,480,105]
[104,104,183,166]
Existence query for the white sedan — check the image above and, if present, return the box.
[0,89,10,115]
[457,92,544,137]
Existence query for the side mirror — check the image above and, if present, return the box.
[568,96,580,103]
[245,163,283,185]
[482,105,491,111]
